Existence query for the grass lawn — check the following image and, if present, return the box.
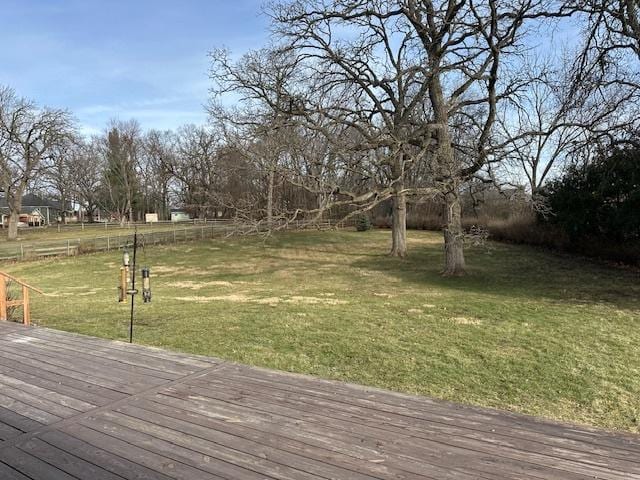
[3,229,639,432]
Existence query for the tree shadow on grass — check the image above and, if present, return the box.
[208,229,639,311]
[349,240,640,311]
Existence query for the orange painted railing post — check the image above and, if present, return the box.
[22,285,30,326]
[0,278,6,321]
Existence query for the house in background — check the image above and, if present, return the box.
[0,193,69,227]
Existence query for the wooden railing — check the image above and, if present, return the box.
[0,271,44,325]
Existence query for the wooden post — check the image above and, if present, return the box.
[0,278,7,321]
[22,285,30,326]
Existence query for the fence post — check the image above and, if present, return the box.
[107,236,110,251]
[20,243,24,260]
[67,240,70,256]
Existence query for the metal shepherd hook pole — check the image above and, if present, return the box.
[129,229,138,343]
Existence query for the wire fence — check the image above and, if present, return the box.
[0,219,342,262]
[47,218,213,233]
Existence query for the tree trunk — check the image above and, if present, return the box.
[389,183,407,257]
[442,190,465,276]
[429,67,467,275]
[389,154,407,257]
[266,167,275,227]
[7,211,19,241]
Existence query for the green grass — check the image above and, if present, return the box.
[3,229,640,432]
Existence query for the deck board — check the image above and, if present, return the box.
[0,321,638,479]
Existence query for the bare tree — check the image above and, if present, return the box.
[170,124,223,219]
[43,140,76,223]
[101,119,142,224]
[68,137,105,222]
[572,0,640,60]
[267,1,569,273]
[494,55,640,197]
[211,15,437,256]
[141,129,175,220]
[0,86,73,239]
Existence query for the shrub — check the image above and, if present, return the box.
[356,215,372,231]
[541,147,640,244]
[532,146,640,264]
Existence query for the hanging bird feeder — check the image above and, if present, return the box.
[116,231,152,343]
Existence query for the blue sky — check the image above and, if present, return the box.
[0,0,269,135]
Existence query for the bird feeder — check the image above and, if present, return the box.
[142,267,151,303]
[116,231,152,343]
[118,248,130,303]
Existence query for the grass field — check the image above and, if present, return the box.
[3,229,639,432]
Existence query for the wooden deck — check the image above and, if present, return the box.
[0,322,638,479]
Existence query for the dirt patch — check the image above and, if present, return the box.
[49,288,103,297]
[287,296,347,305]
[152,266,180,274]
[254,295,348,305]
[172,294,251,303]
[254,297,283,304]
[166,280,233,290]
[450,316,482,325]
[171,294,347,306]
[152,266,212,276]
[373,293,394,298]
